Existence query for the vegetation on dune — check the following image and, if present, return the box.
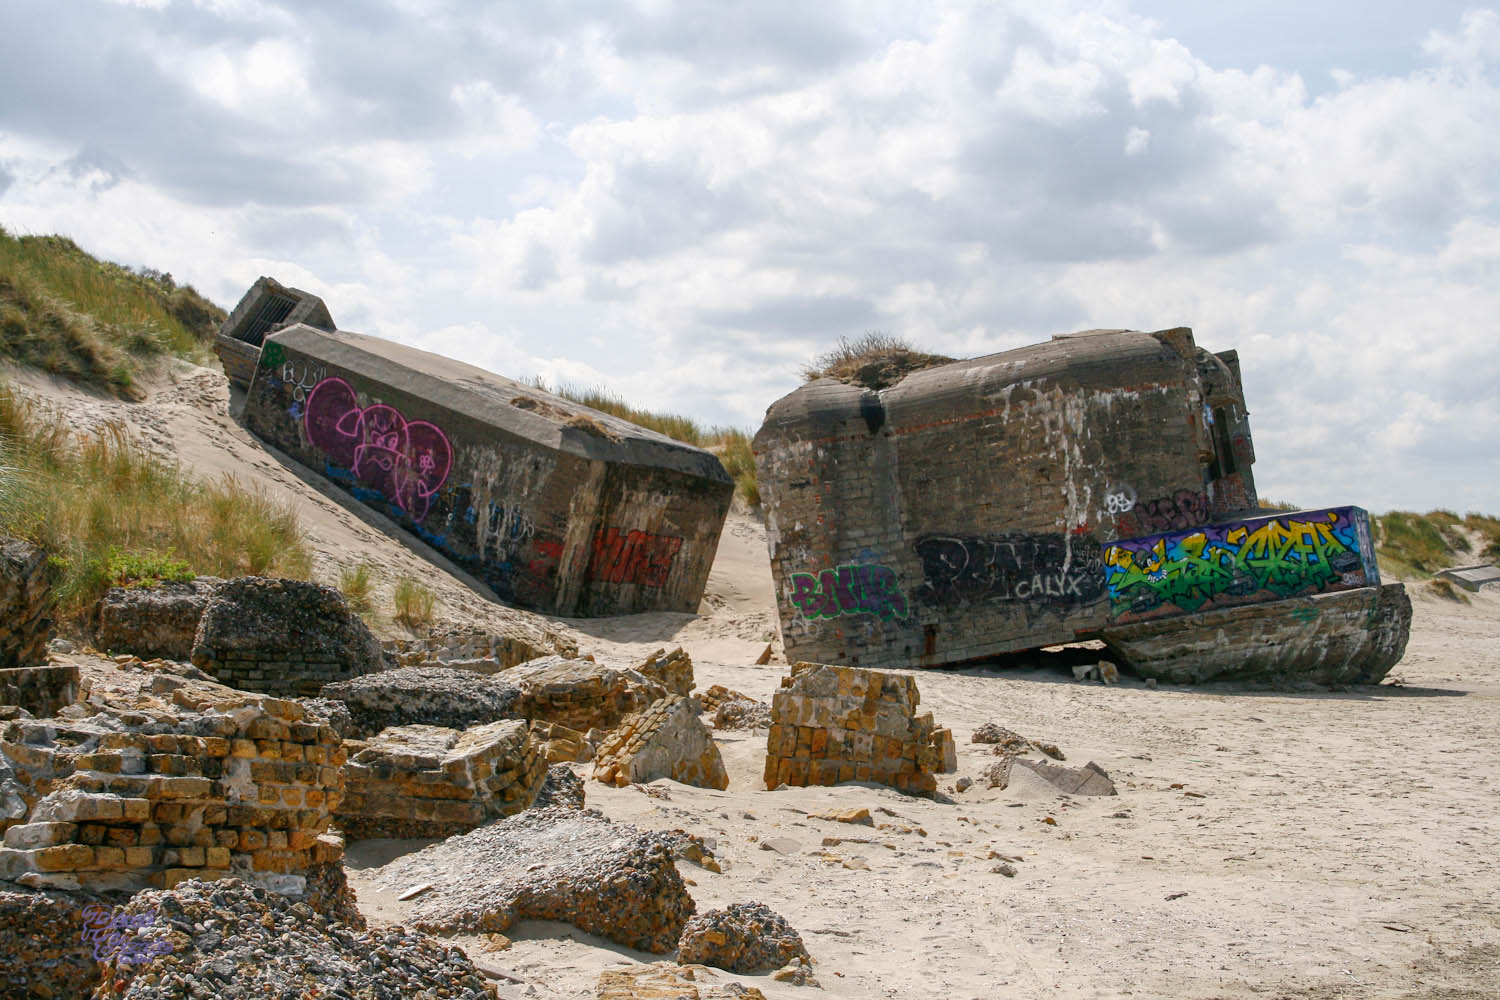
[392,575,436,630]
[530,378,761,506]
[1374,509,1500,580]
[338,560,377,617]
[0,225,223,397]
[0,385,311,621]
[803,331,955,391]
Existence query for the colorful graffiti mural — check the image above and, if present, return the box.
[789,563,908,621]
[588,527,683,587]
[1103,506,1376,619]
[912,534,1105,611]
[303,377,453,523]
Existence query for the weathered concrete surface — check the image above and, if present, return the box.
[378,805,696,952]
[0,664,78,718]
[320,666,520,738]
[754,327,1258,671]
[505,656,666,733]
[676,901,811,974]
[241,322,732,617]
[191,577,385,697]
[1436,563,1500,592]
[1101,583,1412,685]
[0,537,52,669]
[214,276,335,390]
[91,577,224,661]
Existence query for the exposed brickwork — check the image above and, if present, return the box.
[90,578,224,661]
[752,328,1261,670]
[506,656,666,733]
[385,625,578,672]
[0,663,78,718]
[762,663,954,796]
[191,577,385,697]
[0,537,52,669]
[0,697,346,900]
[592,695,728,790]
[335,720,546,840]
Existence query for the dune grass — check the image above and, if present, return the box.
[1373,509,1500,579]
[338,560,377,617]
[0,226,222,397]
[803,331,955,390]
[392,575,436,629]
[0,384,311,620]
[529,378,761,506]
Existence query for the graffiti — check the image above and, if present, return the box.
[1118,488,1209,534]
[469,500,536,563]
[912,534,1105,611]
[80,904,173,964]
[788,563,908,621]
[281,360,327,414]
[1104,484,1137,514]
[588,527,683,587]
[260,342,286,368]
[1103,507,1373,618]
[303,377,453,523]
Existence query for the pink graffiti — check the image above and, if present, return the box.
[303,377,452,522]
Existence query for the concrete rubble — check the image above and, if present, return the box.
[596,963,767,1000]
[505,655,667,733]
[375,805,696,952]
[592,694,730,790]
[764,662,955,795]
[0,537,53,670]
[320,666,521,738]
[675,901,811,974]
[91,578,224,662]
[334,720,547,840]
[191,578,386,697]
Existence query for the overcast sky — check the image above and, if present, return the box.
[1,1,1496,514]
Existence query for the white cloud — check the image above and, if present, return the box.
[2,1,1498,511]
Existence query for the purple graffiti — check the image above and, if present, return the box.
[303,377,453,522]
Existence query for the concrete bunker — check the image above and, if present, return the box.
[215,276,335,390]
[227,281,732,618]
[753,327,1407,678]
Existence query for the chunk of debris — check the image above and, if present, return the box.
[90,577,224,662]
[592,695,729,790]
[677,901,812,974]
[636,647,695,697]
[335,720,546,839]
[321,667,520,738]
[378,806,696,953]
[190,577,385,697]
[506,656,666,733]
[532,763,587,811]
[531,719,596,764]
[764,662,955,796]
[1014,759,1117,796]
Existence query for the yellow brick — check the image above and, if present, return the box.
[124,846,157,867]
[231,739,257,758]
[37,844,94,871]
[206,847,231,868]
[94,847,126,870]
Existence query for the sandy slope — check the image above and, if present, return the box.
[11,359,1500,999]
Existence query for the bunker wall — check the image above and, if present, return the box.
[754,328,1260,670]
[242,326,731,617]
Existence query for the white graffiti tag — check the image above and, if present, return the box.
[1104,485,1138,514]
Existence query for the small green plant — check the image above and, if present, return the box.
[101,547,194,588]
[338,561,377,616]
[392,575,436,630]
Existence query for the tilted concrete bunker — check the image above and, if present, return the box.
[754,327,1407,678]
[227,283,732,618]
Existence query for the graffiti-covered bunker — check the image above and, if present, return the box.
[753,327,1410,682]
[227,281,733,618]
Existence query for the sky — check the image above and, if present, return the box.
[0,0,1496,514]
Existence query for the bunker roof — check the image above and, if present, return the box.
[265,323,730,483]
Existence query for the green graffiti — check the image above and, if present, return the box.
[260,342,286,368]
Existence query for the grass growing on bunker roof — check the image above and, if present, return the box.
[0,225,223,396]
[802,331,956,391]
[527,377,760,507]
[0,384,311,620]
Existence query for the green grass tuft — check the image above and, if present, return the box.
[0,384,311,620]
[338,561,377,617]
[0,225,223,397]
[392,575,436,630]
[803,331,955,390]
[529,377,761,507]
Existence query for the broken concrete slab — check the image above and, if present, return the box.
[240,320,732,617]
[320,666,520,738]
[506,656,665,733]
[376,806,696,953]
[1436,563,1500,592]
[592,695,729,790]
[1014,759,1117,796]
[676,901,811,974]
[1103,583,1412,686]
